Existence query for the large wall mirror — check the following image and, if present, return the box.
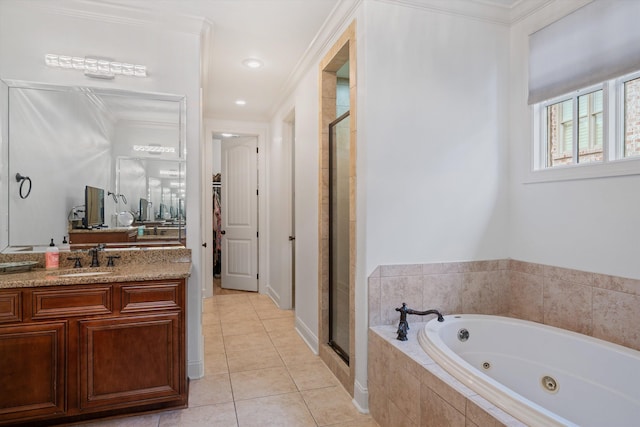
[0,80,186,252]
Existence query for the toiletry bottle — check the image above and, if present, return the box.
[45,238,59,269]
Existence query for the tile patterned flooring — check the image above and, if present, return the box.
[71,288,378,427]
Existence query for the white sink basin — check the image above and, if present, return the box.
[56,271,112,278]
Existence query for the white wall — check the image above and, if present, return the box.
[508,0,640,281]
[363,1,510,273]
[269,67,321,349]
[0,0,205,377]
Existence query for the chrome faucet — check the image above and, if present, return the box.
[395,302,444,341]
[88,244,105,267]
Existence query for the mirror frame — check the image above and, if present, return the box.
[0,79,187,252]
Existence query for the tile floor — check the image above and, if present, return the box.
[71,288,379,427]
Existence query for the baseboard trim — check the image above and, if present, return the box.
[266,284,281,307]
[295,317,319,355]
[353,379,369,413]
[188,360,204,379]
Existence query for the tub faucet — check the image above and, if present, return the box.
[89,244,105,267]
[395,302,444,341]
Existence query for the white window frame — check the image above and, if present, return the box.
[527,72,640,183]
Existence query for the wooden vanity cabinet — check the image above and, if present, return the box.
[69,228,138,247]
[0,279,187,426]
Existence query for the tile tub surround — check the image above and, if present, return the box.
[368,324,524,427]
[369,259,640,353]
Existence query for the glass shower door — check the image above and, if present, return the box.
[328,111,350,363]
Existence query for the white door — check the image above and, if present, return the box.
[221,136,258,291]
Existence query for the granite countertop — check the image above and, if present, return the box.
[0,262,191,289]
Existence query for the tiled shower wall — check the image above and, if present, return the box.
[368,259,640,353]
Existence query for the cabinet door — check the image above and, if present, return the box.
[0,322,66,422]
[79,313,183,411]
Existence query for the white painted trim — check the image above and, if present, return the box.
[352,380,370,414]
[188,335,205,379]
[26,0,208,36]
[267,284,281,307]
[268,0,363,119]
[295,317,319,355]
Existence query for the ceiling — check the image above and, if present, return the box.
[84,0,541,123]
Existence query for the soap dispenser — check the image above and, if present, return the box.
[45,238,59,269]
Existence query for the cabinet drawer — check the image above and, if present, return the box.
[32,287,112,319]
[120,283,180,313]
[0,291,21,324]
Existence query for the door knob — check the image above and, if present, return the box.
[289,236,295,241]
[221,230,226,235]
[202,242,207,247]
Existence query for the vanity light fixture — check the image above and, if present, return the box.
[44,54,147,79]
[221,133,236,138]
[133,145,175,154]
[159,170,184,177]
[242,58,263,69]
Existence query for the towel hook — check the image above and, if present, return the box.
[15,173,32,199]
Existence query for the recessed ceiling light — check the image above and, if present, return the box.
[242,58,263,69]
[235,99,246,106]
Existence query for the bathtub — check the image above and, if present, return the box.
[418,315,640,427]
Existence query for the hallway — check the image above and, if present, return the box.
[73,290,377,426]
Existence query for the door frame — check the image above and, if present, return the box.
[202,119,268,297]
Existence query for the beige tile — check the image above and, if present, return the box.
[421,383,465,427]
[465,395,503,427]
[380,264,422,277]
[262,316,295,332]
[189,373,234,407]
[159,402,238,427]
[387,399,416,427]
[543,277,593,335]
[226,347,284,373]
[461,271,509,315]
[422,273,463,316]
[219,307,260,322]
[223,331,275,353]
[387,355,421,425]
[230,366,298,400]
[215,294,253,306]
[204,349,229,375]
[287,359,339,390]
[235,392,316,427]
[379,275,423,325]
[420,366,468,413]
[509,259,545,276]
[544,265,594,286]
[368,276,382,327]
[256,306,294,320]
[277,342,319,366]
[302,386,363,426]
[509,270,543,323]
[458,260,501,273]
[221,319,266,336]
[593,288,640,351]
[367,383,389,427]
[202,311,221,326]
[77,413,161,427]
[327,418,380,427]
[268,329,308,349]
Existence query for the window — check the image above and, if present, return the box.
[534,71,640,175]
[542,87,604,168]
[624,76,640,158]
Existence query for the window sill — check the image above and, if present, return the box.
[524,158,640,184]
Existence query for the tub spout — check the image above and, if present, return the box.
[395,302,444,341]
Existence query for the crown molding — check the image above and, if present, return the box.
[373,0,552,25]
[22,0,208,36]
[269,0,363,119]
